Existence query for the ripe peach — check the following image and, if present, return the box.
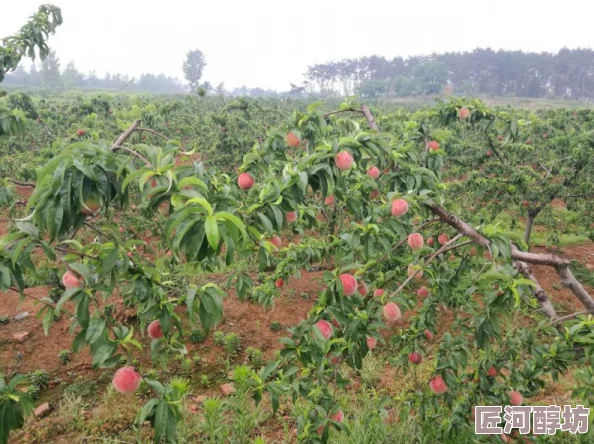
[497,135,503,141]
[324,195,335,206]
[166,250,173,258]
[373,289,385,297]
[424,329,434,341]
[62,270,81,288]
[523,200,529,208]
[408,233,424,250]
[486,150,493,157]
[383,302,401,322]
[542,133,547,139]
[330,410,344,423]
[417,287,429,297]
[270,236,282,249]
[275,278,284,288]
[427,140,440,151]
[127,251,133,258]
[237,173,254,189]
[367,166,380,178]
[112,366,141,394]
[357,281,369,296]
[407,265,423,280]
[339,273,357,296]
[286,131,300,148]
[366,336,378,350]
[369,190,379,199]
[429,375,448,394]
[335,151,354,170]
[119,227,125,233]
[468,247,476,257]
[525,139,532,145]
[391,199,409,217]
[459,107,470,120]
[409,351,422,364]
[148,320,164,339]
[487,366,498,377]
[426,237,435,247]
[77,129,86,136]
[315,320,333,340]
[437,234,450,246]
[286,211,297,223]
[509,391,523,406]
[81,196,101,215]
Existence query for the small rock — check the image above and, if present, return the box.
[14,312,30,321]
[34,402,51,418]
[220,383,235,396]
[12,331,30,342]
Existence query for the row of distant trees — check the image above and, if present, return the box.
[305,47,594,99]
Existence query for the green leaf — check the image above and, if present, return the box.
[204,216,220,250]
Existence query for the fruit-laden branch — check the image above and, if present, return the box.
[427,203,594,314]
[111,120,141,149]
[513,261,558,320]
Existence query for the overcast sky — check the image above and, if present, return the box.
[2,0,593,90]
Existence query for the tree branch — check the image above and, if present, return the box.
[111,120,141,149]
[7,179,35,187]
[134,127,170,141]
[513,261,558,320]
[111,145,152,166]
[323,108,363,118]
[361,104,379,131]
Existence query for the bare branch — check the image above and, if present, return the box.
[361,104,379,131]
[550,310,588,325]
[513,261,558,320]
[7,179,35,187]
[111,119,141,149]
[134,127,170,141]
[323,108,363,118]
[111,145,152,166]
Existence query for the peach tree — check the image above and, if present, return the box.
[2,97,594,443]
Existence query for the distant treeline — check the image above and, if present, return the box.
[305,48,594,100]
[2,51,186,94]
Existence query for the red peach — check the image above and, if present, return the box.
[409,351,423,364]
[366,336,378,350]
[437,234,450,246]
[324,195,335,206]
[315,320,333,340]
[286,131,300,147]
[62,270,81,288]
[408,233,424,250]
[286,211,297,223]
[335,151,354,170]
[367,166,380,178]
[374,289,385,297]
[459,107,470,120]
[509,391,523,406]
[383,302,401,322]
[270,236,282,249]
[275,278,284,288]
[417,287,429,297]
[339,273,358,296]
[391,199,409,217]
[148,320,164,339]
[427,140,440,151]
[112,366,141,394]
[237,173,254,189]
[429,375,448,394]
[424,329,434,341]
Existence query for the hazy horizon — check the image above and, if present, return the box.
[2,0,594,90]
